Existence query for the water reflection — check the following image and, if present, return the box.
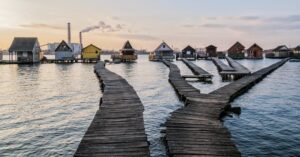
[0,55,298,156]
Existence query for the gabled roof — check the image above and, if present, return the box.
[8,37,38,52]
[247,43,263,51]
[206,45,217,49]
[273,45,289,52]
[55,40,73,52]
[182,45,195,52]
[121,41,134,51]
[82,44,102,51]
[154,41,173,52]
[228,42,245,52]
[294,45,300,51]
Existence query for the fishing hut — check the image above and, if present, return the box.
[246,43,263,59]
[266,45,291,58]
[54,40,79,62]
[0,51,3,61]
[8,37,42,63]
[177,45,196,60]
[112,41,137,62]
[81,44,101,62]
[228,41,245,59]
[149,42,174,61]
[206,45,217,58]
[293,45,300,59]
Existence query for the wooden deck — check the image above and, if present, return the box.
[163,58,289,156]
[212,58,234,72]
[212,57,251,80]
[75,61,150,157]
[224,57,251,75]
[182,59,213,81]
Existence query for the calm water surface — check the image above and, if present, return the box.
[0,55,299,156]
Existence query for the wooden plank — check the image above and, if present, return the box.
[75,61,150,156]
[162,58,289,157]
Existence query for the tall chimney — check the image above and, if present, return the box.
[79,32,83,47]
[68,22,71,43]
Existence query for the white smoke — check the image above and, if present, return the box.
[81,21,124,33]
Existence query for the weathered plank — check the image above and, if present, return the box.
[182,59,213,80]
[163,58,289,156]
[75,61,150,157]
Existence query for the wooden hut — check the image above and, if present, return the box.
[180,45,196,60]
[206,45,217,58]
[0,51,3,61]
[8,37,42,63]
[149,42,174,61]
[228,42,245,59]
[120,41,137,62]
[293,45,300,59]
[247,43,263,59]
[82,44,101,62]
[267,45,291,58]
[55,40,77,61]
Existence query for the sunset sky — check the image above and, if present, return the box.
[1,0,300,51]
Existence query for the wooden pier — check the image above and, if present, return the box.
[75,61,150,157]
[182,59,213,81]
[163,58,289,156]
[212,57,251,80]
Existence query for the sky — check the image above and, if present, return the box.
[0,0,300,51]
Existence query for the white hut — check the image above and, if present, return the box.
[54,40,81,60]
[149,42,174,61]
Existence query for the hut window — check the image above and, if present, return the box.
[163,45,166,48]
[96,51,98,54]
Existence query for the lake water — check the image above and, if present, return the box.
[0,55,299,156]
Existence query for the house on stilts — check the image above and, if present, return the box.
[246,43,263,59]
[8,37,42,63]
[54,40,81,62]
[292,45,300,59]
[177,45,196,60]
[228,42,245,59]
[149,42,174,61]
[81,44,101,62]
[266,45,291,58]
[206,45,217,58]
[112,41,137,62]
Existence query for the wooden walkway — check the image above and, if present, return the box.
[182,59,213,81]
[212,57,251,80]
[212,58,234,72]
[225,57,251,75]
[163,58,289,156]
[75,62,150,157]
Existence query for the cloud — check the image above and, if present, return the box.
[117,34,158,41]
[110,16,121,20]
[81,21,125,33]
[20,23,65,30]
[201,24,227,28]
[182,15,300,34]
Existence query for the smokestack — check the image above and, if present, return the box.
[79,32,83,47]
[68,23,71,43]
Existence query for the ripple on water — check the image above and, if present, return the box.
[0,56,299,156]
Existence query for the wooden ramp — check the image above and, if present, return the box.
[212,57,251,80]
[75,62,150,157]
[182,59,213,80]
[163,58,289,156]
[225,57,251,75]
[212,58,235,72]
